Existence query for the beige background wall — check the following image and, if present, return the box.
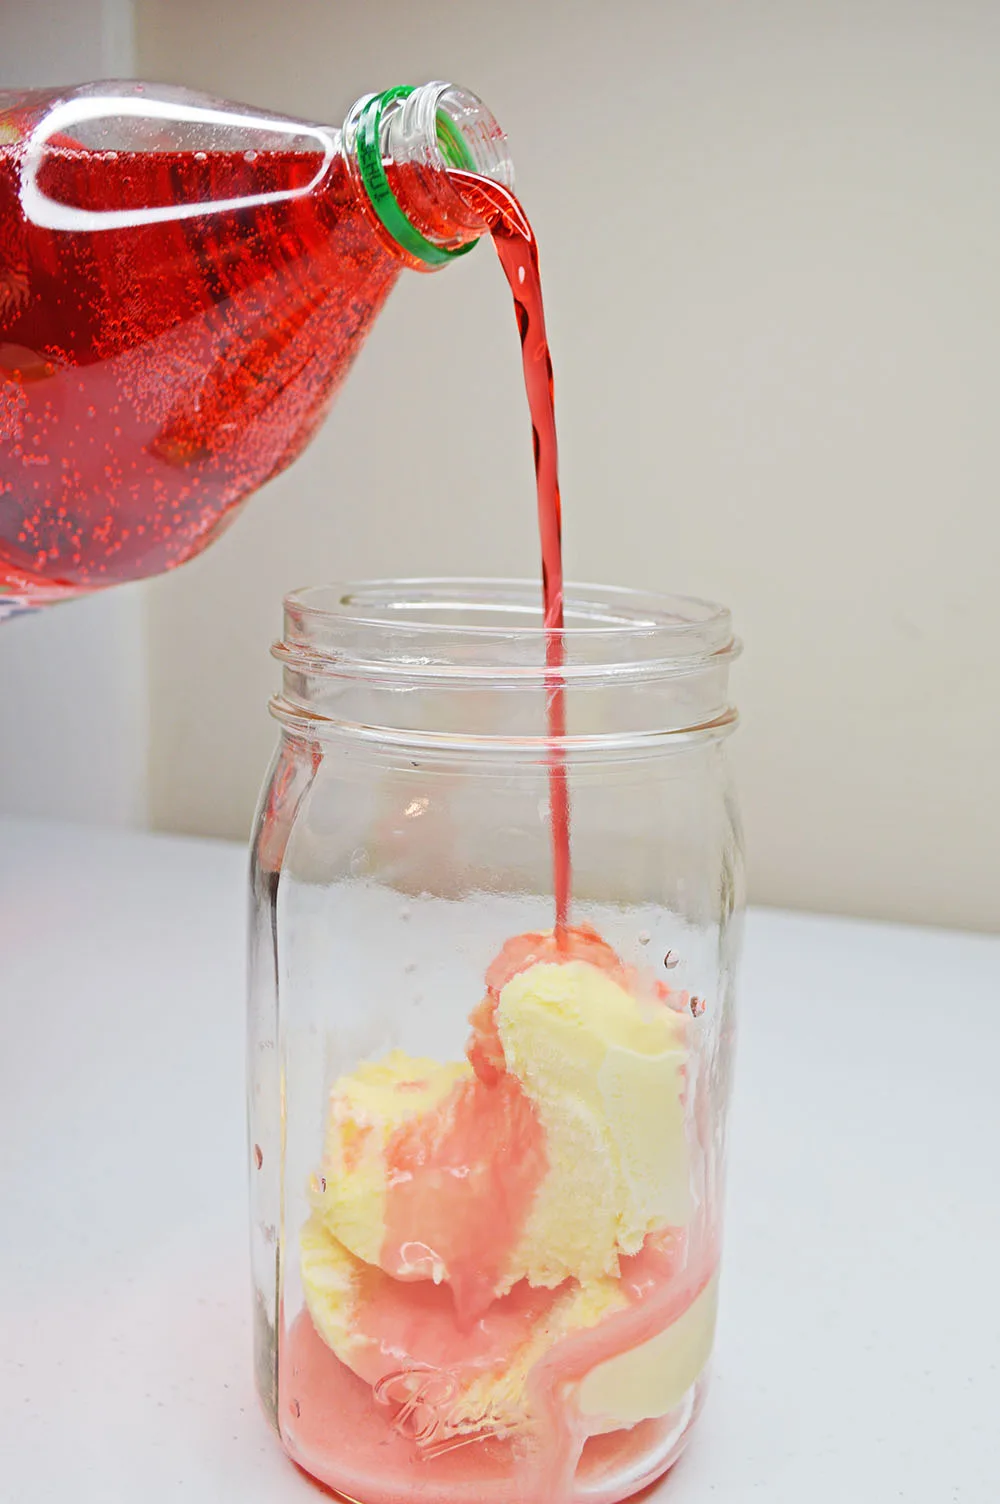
[136,0,1000,931]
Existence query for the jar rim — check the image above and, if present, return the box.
[272,579,740,751]
[276,578,739,684]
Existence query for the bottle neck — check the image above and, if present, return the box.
[343,82,514,271]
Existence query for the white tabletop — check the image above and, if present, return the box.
[1,818,997,1503]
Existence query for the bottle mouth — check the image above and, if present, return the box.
[411,82,514,190]
[349,82,514,270]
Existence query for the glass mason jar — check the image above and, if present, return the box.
[248,579,743,1504]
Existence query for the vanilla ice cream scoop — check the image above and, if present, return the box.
[311,1046,547,1323]
[310,1051,472,1271]
[311,935,691,1309]
[497,957,691,1290]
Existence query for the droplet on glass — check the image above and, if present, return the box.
[253,1144,263,1170]
[663,950,679,969]
[292,1398,301,1418]
[690,995,706,1018]
[638,931,650,945]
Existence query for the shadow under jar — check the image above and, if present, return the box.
[248,579,743,1504]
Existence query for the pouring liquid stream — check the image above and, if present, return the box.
[449,170,571,941]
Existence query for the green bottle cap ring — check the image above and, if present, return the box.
[355,85,478,268]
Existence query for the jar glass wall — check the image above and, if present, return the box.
[248,579,743,1504]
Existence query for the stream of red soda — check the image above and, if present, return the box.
[449,171,570,938]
